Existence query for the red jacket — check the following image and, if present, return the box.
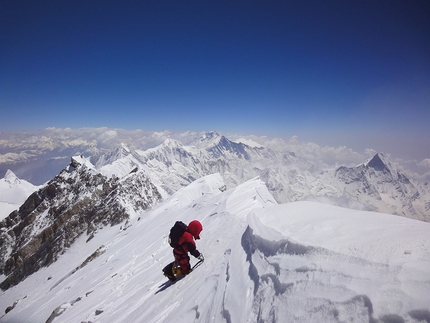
[175,220,203,258]
[176,231,200,258]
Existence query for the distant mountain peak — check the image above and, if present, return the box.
[365,153,394,172]
[205,135,250,160]
[161,138,183,149]
[198,131,222,146]
[205,134,238,148]
[3,169,18,183]
[202,131,221,139]
[0,170,41,221]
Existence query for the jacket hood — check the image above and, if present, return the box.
[187,220,203,240]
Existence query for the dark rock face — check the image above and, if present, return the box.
[0,158,162,290]
[366,153,390,173]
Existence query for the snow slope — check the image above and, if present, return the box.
[1,174,429,323]
[0,170,40,221]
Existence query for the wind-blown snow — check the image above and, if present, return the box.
[1,175,429,322]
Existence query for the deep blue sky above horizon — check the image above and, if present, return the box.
[1,1,429,160]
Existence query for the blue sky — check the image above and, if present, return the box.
[1,1,429,160]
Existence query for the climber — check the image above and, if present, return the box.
[162,220,204,281]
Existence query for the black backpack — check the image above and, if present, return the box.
[169,221,187,248]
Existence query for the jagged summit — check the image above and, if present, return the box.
[206,135,250,160]
[1,170,35,192]
[332,152,426,219]
[365,152,394,173]
[203,133,245,149]
[3,169,18,183]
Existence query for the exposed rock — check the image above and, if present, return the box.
[0,157,162,290]
[5,301,17,314]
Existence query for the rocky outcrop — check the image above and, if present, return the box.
[0,157,162,290]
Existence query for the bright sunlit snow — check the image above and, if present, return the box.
[0,170,40,221]
[1,174,429,322]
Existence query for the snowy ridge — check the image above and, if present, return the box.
[1,175,429,322]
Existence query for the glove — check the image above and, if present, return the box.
[198,253,204,262]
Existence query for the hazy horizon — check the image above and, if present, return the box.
[1,127,429,184]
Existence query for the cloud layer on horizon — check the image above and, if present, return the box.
[0,127,429,182]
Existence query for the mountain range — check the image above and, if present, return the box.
[0,131,430,322]
[89,132,429,222]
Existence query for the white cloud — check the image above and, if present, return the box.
[364,148,377,157]
[98,130,118,142]
[419,158,430,168]
[283,136,366,166]
[393,157,430,182]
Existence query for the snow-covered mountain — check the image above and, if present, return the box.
[0,170,40,221]
[0,155,162,291]
[1,174,429,322]
[1,131,428,222]
[89,134,430,222]
[333,153,429,221]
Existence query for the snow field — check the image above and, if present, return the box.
[1,174,429,323]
